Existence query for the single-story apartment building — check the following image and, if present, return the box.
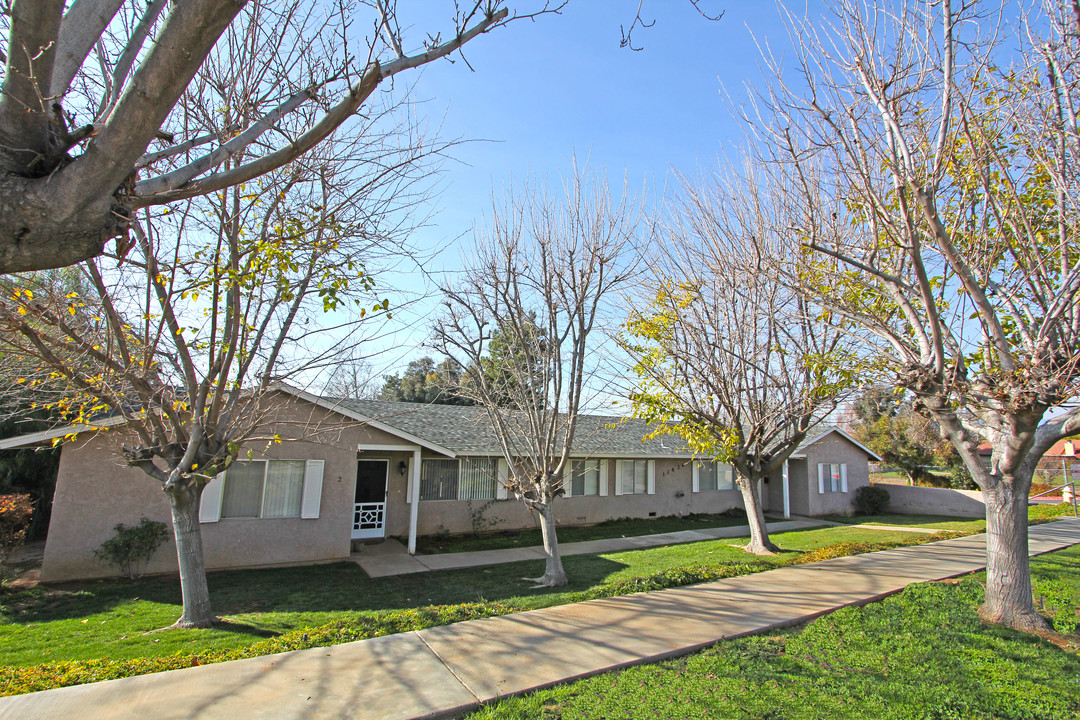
[1,386,880,581]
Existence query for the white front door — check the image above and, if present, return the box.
[353,459,388,540]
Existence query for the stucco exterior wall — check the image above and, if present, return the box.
[786,459,811,517]
[41,393,416,582]
[872,482,987,518]
[801,435,872,516]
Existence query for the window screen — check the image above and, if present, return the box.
[262,460,305,518]
[459,458,497,500]
[570,460,601,496]
[221,461,265,518]
[420,459,458,501]
[221,460,306,519]
[620,459,648,495]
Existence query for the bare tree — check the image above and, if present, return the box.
[0,0,563,274]
[0,36,431,624]
[433,167,642,587]
[621,169,857,554]
[754,0,1080,630]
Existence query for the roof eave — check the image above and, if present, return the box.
[270,382,459,458]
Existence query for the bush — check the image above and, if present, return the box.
[0,494,33,574]
[853,485,890,515]
[93,518,169,580]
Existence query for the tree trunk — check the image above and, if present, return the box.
[980,477,1049,632]
[165,483,215,628]
[525,501,567,587]
[737,476,779,555]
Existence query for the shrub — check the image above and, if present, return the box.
[853,485,890,515]
[0,494,33,574]
[93,518,169,580]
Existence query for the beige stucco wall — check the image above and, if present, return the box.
[383,457,745,537]
[40,393,417,582]
[801,434,873,516]
[872,482,987,518]
[786,459,812,517]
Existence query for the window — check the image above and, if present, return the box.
[818,463,848,493]
[221,460,305,519]
[568,459,601,497]
[694,461,734,492]
[618,459,649,495]
[420,458,497,501]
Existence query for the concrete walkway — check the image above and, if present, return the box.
[4,519,1078,720]
[354,519,823,577]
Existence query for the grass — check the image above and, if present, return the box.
[823,512,988,532]
[825,502,1079,534]
[405,511,759,554]
[465,544,1080,720]
[0,525,957,694]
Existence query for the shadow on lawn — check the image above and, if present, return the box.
[3,555,633,624]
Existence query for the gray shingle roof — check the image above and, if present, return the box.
[331,398,691,457]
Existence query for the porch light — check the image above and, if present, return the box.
[398,460,408,476]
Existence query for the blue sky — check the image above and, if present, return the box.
[364,2,817,380]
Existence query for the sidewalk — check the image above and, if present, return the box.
[354,518,822,577]
[3,519,1078,720]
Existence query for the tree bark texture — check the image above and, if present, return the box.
[980,477,1049,632]
[166,484,215,628]
[0,174,122,271]
[737,476,779,555]
[527,502,567,587]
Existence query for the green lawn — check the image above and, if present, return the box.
[466,544,1080,720]
[823,512,988,532]
[406,511,760,554]
[825,502,1078,534]
[0,525,956,694]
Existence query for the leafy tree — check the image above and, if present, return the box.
[379,357,474,405]
[847,387,963,488]
[760,0,1080,630]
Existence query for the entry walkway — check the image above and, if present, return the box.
[3,519,1078,720]
[354,518,823,577]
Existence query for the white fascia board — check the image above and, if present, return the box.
[0,415,127,450]
[271,382,458,458]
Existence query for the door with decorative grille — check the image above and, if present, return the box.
[353,459,388,540]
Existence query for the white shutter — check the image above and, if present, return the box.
[692,462,700,493]
[563,462,572,497]
[817,463,825,494]
[496,459,509,499]
[300,459,324,519]
[598,460,609,496]
[840,464,848,493]
[646,460,656,495]
[614,460,624,496]
[199,472,225,523]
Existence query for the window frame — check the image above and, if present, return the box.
[615,459,654,496]
[817,463,848,494]
[692,460,735,492]
[567,459,602,497]
[419,457,498,502]
[219,458,307,520]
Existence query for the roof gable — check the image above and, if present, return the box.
[789,427,882,461]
